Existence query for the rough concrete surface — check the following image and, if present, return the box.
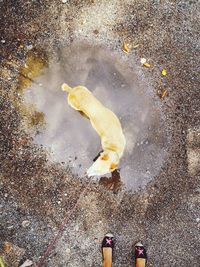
[0,0,199,266]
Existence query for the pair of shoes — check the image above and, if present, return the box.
[102,233,147,264]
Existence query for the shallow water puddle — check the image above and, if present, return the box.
[24,44,168,192]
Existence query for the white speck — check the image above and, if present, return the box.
[4,193,8,198]
[57,201,61,204]
[196,218,200,223]
[26,44,33,50]
[1,39,5,44]
[39,83,43,87]
[140,58,147,64]
[22,220,31,228]
[64,193,68,196]
[61,0,67,3]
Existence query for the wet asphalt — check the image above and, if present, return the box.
[0,1,200,266]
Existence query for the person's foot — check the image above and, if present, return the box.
[135,241,147,267]
[102,233,114,267]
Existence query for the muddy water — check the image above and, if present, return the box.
[24,44,168,191]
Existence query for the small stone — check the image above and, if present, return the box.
[1,39,5,43]
[140,58,147,64]
[22,220,30,228]
[196,218,200,223]
[93,29,99,35]
[26,44,33,50]
[61,0,67,3]
[19,259,33,267]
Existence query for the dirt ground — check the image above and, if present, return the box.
[0,0,199,266]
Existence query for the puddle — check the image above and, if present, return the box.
[23,44,169,192]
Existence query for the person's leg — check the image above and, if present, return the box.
[135,242,147,267]
[102,233,114,267]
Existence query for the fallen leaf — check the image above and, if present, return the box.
[161,89,168,99]
[143,62,151,68]
[133,44,139,48]
[122,42,130,54]
[161,69,167,76]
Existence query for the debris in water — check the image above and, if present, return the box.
[122,41,130,54]
[62,84,126,176]
[140,58,151,68]
[19,259,33,267]
[161,68,167,76]
[143,62,151,68]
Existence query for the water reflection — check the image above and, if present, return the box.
[24,44,169,192]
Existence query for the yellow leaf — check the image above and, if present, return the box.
[122,42,130,54]
[143,63,151,68]
[161,69,167,76]
[161,90,168,99]
[133,44,139,49]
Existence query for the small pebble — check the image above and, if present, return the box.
[61,0,67,3]
[26,44,33,50]
[1,39,5,43]
[19,259,33,267]
[22,220,30,228]
[66,248,71,254]
[196,218,200,223]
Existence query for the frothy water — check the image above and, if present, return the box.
[24,44,168,191]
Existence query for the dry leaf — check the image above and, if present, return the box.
[133,44,139,49]
[161,90,168,99]
[122,42,130,54]
[161,69,167,76]
[143,63,151,68]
